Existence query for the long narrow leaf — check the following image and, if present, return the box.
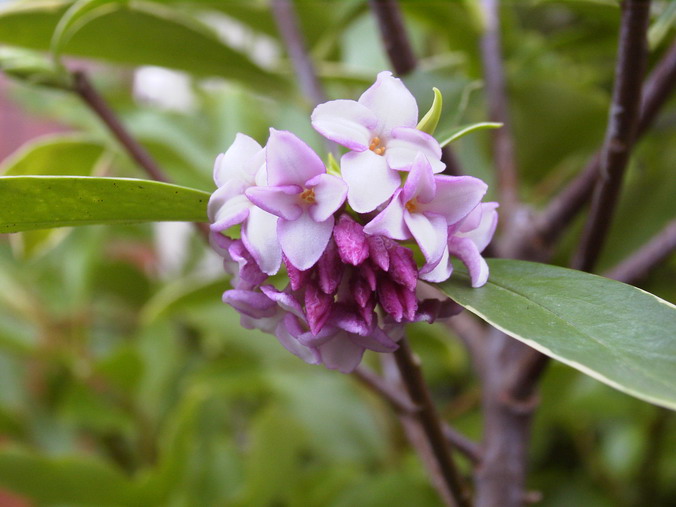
[438,259,676,410]
[0,176,209,232]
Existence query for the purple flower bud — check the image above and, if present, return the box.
[304,281,334,335]
[333,214,369,265]
[388,245,418,292]
[317,239,344,295]
[229,241,268,289]
[359,262,378,291]
[377,278,404,322]
[284,254,309,291]
[367,235,391,271]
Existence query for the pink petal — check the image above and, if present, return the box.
[448,236,489,288]
[341,150,401,213]
[419,245,454,283]
[222,289,277,318]
[213,133,263,187]
[363,189,409,240]
[245,185,302,221]
[278,213,334,271]
[266,129,325,186]
[311,99,377,150]
[348,326,398,353]
[334,214,369,266]
[458,202,499,253]
[260,285,304,318]
[387,127,445,173]
[208,191,250,231]
[306,173,348,222]
[241,206,282,275]
[358,71,418,135]
[404,211,448,265]
[420,176,487,225]
[402,153,436,204]
[275,315,321,364]
[317,333,366,373]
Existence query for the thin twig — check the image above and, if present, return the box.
[367,0,417,76]
[531,31,676,254]
[572,0,652,272]
[72,71,210,240]
[604,219,676,284]
[353,365,418,413]
[271,0,327,106]
[72,71,169,183]
[393,338,471,507]
[479,0,519,217]
[353,365,483,465]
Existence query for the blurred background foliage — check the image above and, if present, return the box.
[0,0,674,505]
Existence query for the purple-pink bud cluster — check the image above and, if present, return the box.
[207,72,498,373]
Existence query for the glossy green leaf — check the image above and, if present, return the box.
[0,0,283,91]
[438,259,676,410]
[0,176,209,233]
[2,135,108,258]
[436,122,503,147]
[416,87,443,135]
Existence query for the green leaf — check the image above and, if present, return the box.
[0,0,283,92]
[416,87,443,135]
[0,176,209,233]
[0,46,71,89]
[0,447,150,506]
[2,135,108,258]
[436,122,503,148]
[438,259,676,410]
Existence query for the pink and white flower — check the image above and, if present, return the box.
[364,153,487,275]
[245,129,348,271]
[311,71,445,212]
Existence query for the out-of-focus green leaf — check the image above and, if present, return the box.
[0,0,284,91]
[438,259,676,410]
[0,176,209,233]
[0,447,150,506]
[0,46,72,89]
[416,87,443,135]
[436,122,502,147]
[1,134,106,176]
[648,2,676,49]
[232,405,305,507]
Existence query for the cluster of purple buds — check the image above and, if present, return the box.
[208,72,498,373]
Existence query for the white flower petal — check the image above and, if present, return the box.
[341,150,401,213]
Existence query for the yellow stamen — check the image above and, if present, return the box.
[369,137,386,156]
[405,198,418,213]
[300,188,316,204]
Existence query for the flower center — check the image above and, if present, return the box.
[369,137,386,156]
[300,187,316,204]
[405,198,419,213]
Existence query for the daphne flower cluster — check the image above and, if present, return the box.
[208,71,498,373]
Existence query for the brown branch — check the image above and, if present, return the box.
[353,365,482,465]
[72,71,210,240]
[531,37,676,253]
[271,0,327,106]
[479,0,519,217]
[604,219,676,284]
[367,0,417,76]
[353,365,418,413]
[572,0,652,272]
[72,71,168,183]
[393,338,471,507]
